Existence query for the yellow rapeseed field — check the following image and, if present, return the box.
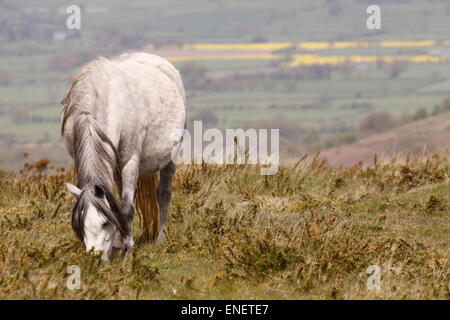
[167,54,282,63]
[285,54,449,67]
[143,40,450,66]
[182,43,292,51]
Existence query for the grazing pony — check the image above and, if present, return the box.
[61,52,186,259]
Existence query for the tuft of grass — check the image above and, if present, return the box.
[0,152,448,299]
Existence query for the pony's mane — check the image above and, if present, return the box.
[61,56,121,189]
[61,56,109,135]
[61,56,126,240]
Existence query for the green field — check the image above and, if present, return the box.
[0,0,450,168]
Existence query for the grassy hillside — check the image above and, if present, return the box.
[0,153,448,299]
[322,111,450,166]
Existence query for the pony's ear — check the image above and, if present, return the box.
[65,183,81,198]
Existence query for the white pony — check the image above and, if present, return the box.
[61,52,186,259]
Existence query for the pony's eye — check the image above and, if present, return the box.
[102,221,110,229]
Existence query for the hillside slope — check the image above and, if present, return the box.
[322,112,450,167]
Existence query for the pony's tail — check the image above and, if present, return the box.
[136,174,159,242]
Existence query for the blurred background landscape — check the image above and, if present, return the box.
[0,0,449,170]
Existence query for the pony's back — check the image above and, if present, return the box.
[112,52,186,100]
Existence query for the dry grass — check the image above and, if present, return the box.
[0,152,448,299]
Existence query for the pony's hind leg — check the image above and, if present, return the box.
[156,160,176,243]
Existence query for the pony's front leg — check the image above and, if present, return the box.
[120,155,140,253]
[157,161,176,243]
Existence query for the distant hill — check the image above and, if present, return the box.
[2,112,449,171]
[322,111,450,166]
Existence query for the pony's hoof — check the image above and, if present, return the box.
[156,231,166,243]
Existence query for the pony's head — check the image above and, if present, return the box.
[65,182,130,260]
